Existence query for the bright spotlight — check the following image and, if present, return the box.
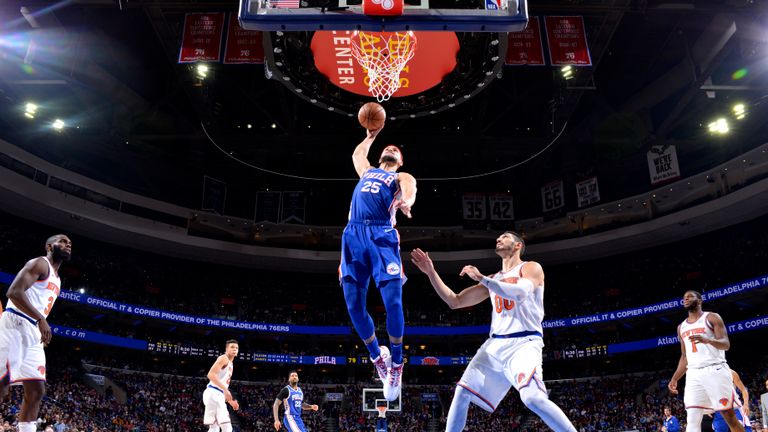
[707,118,729,134]
[196,63,209,78]
[732,103,746,120]
[25,102,38,114]
[561,65,574,80]
[52,119,65,130]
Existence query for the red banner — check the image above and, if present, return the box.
[506,17,545,66]
[310,31,459,98]
[178,13,225,63]
[544,16,591,66]
[224,14,264,64]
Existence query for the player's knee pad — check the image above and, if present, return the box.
[219,423,232,432]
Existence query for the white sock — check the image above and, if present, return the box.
[17,421,36,432]
[220,423,232,432]
[686,408,704,432]
[445,386,472,432]
[207,426,221,432]
[519,385,577,432]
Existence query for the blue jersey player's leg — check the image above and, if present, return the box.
[341,224,391,384]
[370,225,406,401]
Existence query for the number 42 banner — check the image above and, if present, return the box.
[488,194,514,220]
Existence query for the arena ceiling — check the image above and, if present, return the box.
[0,0,767,223]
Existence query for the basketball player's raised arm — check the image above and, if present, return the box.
[461,262,543,302]
[352,128,382,177]
[732,370,750,416]
[207,355,233,400]
[7,257,49,322]
[668,325,688,395]
[411,249,489,310]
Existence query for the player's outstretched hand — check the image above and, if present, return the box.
[410,249,435,274]
[460,265,484,282]
[311,404,319,411]
[274,420,282,431]
[667,379,678,395]
[367,127,383,140]
[227,399,240,411]
[38,318,52,345]
[394,199,412,218]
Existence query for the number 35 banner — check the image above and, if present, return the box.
[462,193,487,220]
[541,180,565,212]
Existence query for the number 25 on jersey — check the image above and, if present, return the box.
[361,181,381,194]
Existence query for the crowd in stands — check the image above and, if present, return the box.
[2,211,767,332]
[0,355,765,431]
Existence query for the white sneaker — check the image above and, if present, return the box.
[384,362,403,401]
[372,346,391,382]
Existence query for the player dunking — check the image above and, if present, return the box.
[411,232,577,432]
[340,126,417,401]
[0,235,71,432]
[203,340,240,432]
[668,290,745,432]
[272,370,319,432]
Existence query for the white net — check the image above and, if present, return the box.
[350,31,418,102]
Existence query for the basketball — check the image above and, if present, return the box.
[358,102,386,130]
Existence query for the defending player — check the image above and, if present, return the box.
[668,290,745,432]
[202,340,240,432]
[273,370,319,432]
[410,232,577,432]
[340,125,416,401]
[0,235,71,432]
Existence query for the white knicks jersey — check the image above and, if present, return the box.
[679,312,727,369]
[208,358,233,390]
[488,262,544,337]
[6,257,61,320]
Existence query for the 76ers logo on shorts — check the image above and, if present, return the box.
[386,263,400,276]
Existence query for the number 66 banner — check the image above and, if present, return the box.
[541,180,565,212]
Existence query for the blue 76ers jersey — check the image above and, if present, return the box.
[349,168,401,226]
[286,386,304,417]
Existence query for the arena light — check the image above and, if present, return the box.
[561,65,574,80]
[707,118,729,134]
[732,103,746,120]
[52,118,65,130]
[24,102,37,118]
[196,63,209,79]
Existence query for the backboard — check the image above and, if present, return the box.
[362,388,401,413]
[239,0,528,32]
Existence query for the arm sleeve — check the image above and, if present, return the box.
[480,276,534,302]
[276,387,289,401]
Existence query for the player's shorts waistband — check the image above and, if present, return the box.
[348,219,392,226]
[207,384,223,393]
[5,308,36,325]
[491,330,542,339]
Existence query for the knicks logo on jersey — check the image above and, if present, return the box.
[494,294,515,313]
[46,282,60,296]
[719,398,729,406]
[680,328,706,338]
[37,366,46,377]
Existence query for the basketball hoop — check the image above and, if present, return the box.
[376,405,388,418]
[350,31,417,102]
